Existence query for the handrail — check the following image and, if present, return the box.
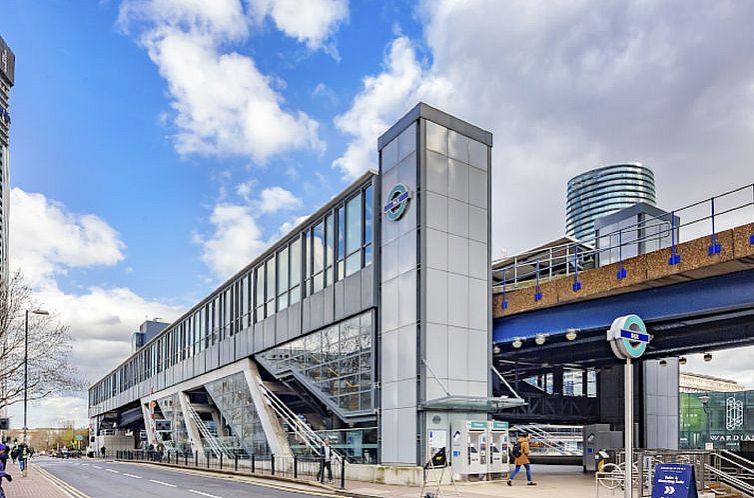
[493,181,754,291]
[706,463,754,497]
[259,381,342,462]
[714,450,754,479]
[510,423,581,456]
[185,401,235,459]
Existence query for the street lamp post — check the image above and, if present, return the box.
[23,308,48,477]
[699,395,711,450]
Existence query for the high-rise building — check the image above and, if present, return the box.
[0,36,15,282]
[566,162,656,244]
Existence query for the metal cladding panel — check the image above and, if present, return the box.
[334,280,345,321]
[309,290,324,331]
[344,272,361,316]
[220,336,234,365]
[275,308,289,344]
[206,344,220,371]
[263,316,276,349]
[361,263,374,309]
[287,301,302,339]
[0,36,15,86]
[253,322,265,352]
[323,285,335,324]
[301,296,311,333]
[235,328,252,360]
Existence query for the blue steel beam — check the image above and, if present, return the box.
[494,268,754,342]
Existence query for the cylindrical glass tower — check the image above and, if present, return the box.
[566,163,656,243]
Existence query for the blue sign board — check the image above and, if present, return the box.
[620,329,650,343]
[652,463,698,498]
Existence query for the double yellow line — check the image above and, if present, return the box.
[35,465,92,498]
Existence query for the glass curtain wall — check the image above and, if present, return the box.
[259,310,374,415]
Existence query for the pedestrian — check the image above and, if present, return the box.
[317,437,333,483]
[507,432,536,486]
[17,443,27,473]
[0,444,14,498]
[100,445,106,458]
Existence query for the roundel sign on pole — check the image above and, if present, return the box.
[383,183,411,221]
[607,314,651,360]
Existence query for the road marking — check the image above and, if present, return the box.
[149,479,177,488]
[81,463,89,466]
[92,465,102,469]
[122,473,142,479]
[189,490,223,498]
[105,468,119,473]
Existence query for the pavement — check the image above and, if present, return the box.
[3,458,600,498]
[0,459,69,498]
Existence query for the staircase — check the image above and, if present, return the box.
[510,423,582,456]
[705,450,754,498]
[184,402,240,460]
[259,380,341,462]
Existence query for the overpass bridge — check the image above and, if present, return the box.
[490,184,754,447]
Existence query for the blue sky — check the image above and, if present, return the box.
[4,0,754,427]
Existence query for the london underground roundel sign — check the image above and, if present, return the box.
[607,314,651,360]
[383,183,411,221]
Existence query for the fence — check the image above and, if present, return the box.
[494,182,754,297]
[112,449,346,489]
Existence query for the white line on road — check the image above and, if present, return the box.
[122,473,142,479]
[105,468,119,473]
[81,463,89,466]
[92,465,102,469]
[189,490,222,498]
[149,479,177,488]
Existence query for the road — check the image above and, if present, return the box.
[35,457,337,498]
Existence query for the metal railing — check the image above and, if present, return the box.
[510,424,582,456]
[113,449,346,489]
[494,182,754,297]
[259,381,342,462]
[708,450,754,497]
[184,402,239,460]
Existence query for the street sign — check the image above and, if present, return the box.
[619,329,650,343]
[75,435,84,441]
[652,463,698,498]
[608,314,651,360]
[0,417,9,431]
[607,314,652,498]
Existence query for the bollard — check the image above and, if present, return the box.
[251,454,255,473]
[320,456,325,484]
[185,451,188,466]
[195,450,198,468]
[294,455,298,479]
[234,454,238,472]
[219,453,223,470]
[340,458,346,489]
[206,450,210,469]
[271,454,275,475]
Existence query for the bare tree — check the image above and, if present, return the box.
[0,271,85,412]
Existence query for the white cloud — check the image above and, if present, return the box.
[248,0,348,50]
[197,203,267,280]
[5,189,185,428]
[332,36,452,179]
[120,0,325,165]
[258,186,302,213]
[10,188,126,286]
[9,393,90,429]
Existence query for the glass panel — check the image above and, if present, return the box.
[265,257,275,318]
[258,310,374,416]
[255,266,264,321]
[346,194,362,256]
[364,184,373,245]
[290,238,301,287]
[313,222,324,273]
[277,247,289,311]
[325,214,334,286]
[345,253,360,276]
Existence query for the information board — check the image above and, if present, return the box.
[652,463,698,498]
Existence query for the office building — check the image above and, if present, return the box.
[0,36,15,281]
[566,163,656,244]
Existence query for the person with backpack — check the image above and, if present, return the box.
[507,432,536,486]
[0,444,13,498]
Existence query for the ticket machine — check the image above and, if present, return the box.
[450,420,488,479]
[487,420,510,476]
